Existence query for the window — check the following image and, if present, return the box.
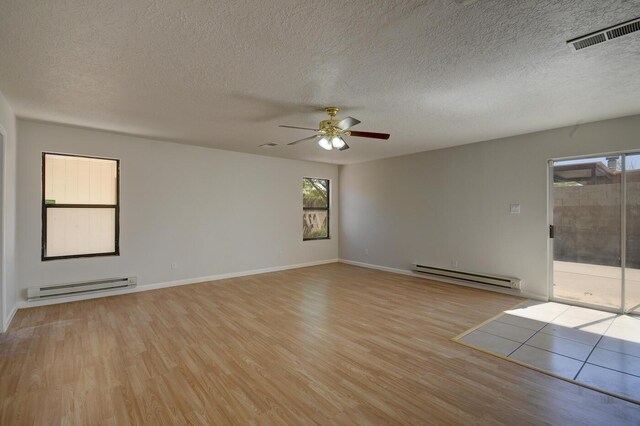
[303,177,329,240]
[42,153,120,260]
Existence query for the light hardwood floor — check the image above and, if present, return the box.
[1,263,639,424]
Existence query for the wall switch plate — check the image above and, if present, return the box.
[510,204,521,214]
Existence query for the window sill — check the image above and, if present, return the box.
[42,252,120,261]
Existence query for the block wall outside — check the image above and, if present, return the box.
[553,182,640,268]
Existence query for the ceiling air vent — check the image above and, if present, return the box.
[571,33,607,50]
[607,19,640,39]
[568,17,640,50]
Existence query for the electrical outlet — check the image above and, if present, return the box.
[452,260,459,268]
[364,249,369,255]
[171,262,178,270]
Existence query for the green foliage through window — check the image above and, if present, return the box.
[303,178,329,240]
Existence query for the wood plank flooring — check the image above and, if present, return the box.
[1,263,639,424]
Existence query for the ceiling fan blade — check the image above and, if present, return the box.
[338,141,350,151]
[279,125,319,131]
[337,116,361,130]
[287,135,318,146]
[349,130,390,140]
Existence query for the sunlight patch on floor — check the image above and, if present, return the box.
[455,301,640,404]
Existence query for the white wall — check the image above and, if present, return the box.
[16,120,339,301]
[339,114,640,299]
[0,90,17,330]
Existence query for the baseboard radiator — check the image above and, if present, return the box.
[27,276,137,300]
[412,264,521,290]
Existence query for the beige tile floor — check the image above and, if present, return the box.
[457,301,640,403]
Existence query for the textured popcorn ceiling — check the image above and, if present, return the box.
[0,0,639,164]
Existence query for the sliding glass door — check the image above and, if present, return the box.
[550,152,639,313]
[625,154,640,314]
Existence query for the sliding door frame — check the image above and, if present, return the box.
[548,149,640,314]
[621,155,627,312]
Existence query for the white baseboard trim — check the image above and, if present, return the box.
[17,258,340,310]
[338,258,547,301]
[339,259,415,277]
[13,257,546,313]
[518,292,547,302]
[138,258,339,292]
[3,305,17,333]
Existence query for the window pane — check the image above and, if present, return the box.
[46,208,116,257]
[303,178,328,208]
[303,209,328,239]
[45,154,117,205]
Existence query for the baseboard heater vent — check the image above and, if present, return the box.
[412,264,521,290]
[27,276,137,300]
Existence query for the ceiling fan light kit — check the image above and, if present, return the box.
[318,137,333,150]
[279,107,390,151]
[318,135,346,151]
[331,136,346,149]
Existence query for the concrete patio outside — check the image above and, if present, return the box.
[553,260,640,312]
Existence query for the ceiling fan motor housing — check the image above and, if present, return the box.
[320,119,341,133]
[319,106,342,136]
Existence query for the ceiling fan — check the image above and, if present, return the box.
[280,107,390,151]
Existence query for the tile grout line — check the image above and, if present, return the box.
[461,305,640,403]
[469,328,523,345]
[497,309,638,378]
[572,317,617,380]
[592,343,640,360]
[475,320,546,347]
[508,339,592,363]
[583,361,640,379]
[505,305,572,358]
[493,317,547,333]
